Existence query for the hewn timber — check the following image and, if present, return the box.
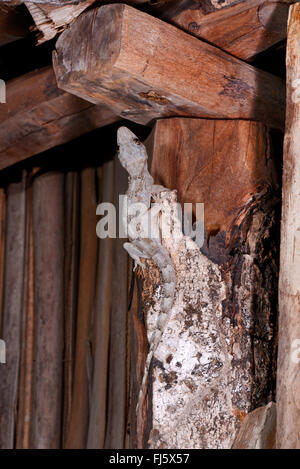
[53,4,285,129]
[132,118,279,448]
[0,66,118,170]
[159,0,291,60]
[276,2,300,449]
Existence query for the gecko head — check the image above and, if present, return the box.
[117,127,148,178]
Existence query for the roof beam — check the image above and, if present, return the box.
[0,66,118,170]
[158,0,292,60]
[53,4,285,129]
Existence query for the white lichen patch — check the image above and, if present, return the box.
[146,200,253,449]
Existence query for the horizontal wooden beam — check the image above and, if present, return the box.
[159,0,291,60]
[53,4,285,129]
[0,67,118,170]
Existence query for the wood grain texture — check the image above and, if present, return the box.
[65,167,98,449]
[104,155,128,449]
[0,174,26,449]
[0,66,118,170]
[62,171,79,447]
[31,171,64,449]
[276,2,300,449]
[87,161,114,449]
[24,0,147,43]
[16,173,35,449]
[53,4,285,129]
[149,118,277,236]
[160,0,290,60]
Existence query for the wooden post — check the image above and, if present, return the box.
[53,4,285,129]
[276,2,300,449]
[130,118,279,448]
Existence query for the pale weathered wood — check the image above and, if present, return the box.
[232,402,276,449]
[0,66,118,170]
[160,0,291,60]
[0,174,26,449]
[133,118,279,448]
[24,0,147,43]
[53,4,285,129]
[276,2,300,449]
[31,171,64,449]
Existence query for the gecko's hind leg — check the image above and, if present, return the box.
[123,241,150,271]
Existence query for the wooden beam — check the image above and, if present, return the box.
[277,2,300,449]
[0,66,118,170]
[53,4,285,129]
[159,0,291,60]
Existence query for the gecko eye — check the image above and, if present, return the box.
[133,138,141,145]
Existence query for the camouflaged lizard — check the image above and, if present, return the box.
[117,126,176,413]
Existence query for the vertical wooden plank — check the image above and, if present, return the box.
[0,173,26,449]
[87,161,114,448]
[16,173,35,449]
[104,155,128,449]
[277,2,300,449]
[65,167,98,449]
[31,171,64,449]
[62,171,79,447]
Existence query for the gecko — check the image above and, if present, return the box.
[117,126,176,413]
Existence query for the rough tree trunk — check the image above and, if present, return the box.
[129,118,280,448]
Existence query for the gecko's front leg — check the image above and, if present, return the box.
[123,241,150,271]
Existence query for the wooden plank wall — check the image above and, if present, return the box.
[0,127,132,449]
